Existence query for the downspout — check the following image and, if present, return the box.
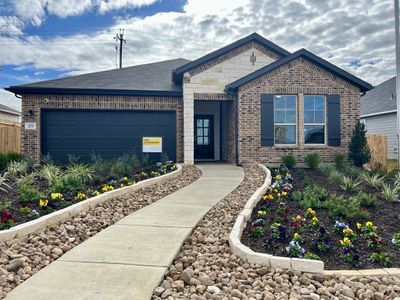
[226,87,240,166]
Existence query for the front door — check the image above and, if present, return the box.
[194,115,214,160]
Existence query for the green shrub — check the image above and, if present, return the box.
[304,252,321,260]
[282,154,296,169]
[340,176,361,192]
[320,164,343,185]
[50,163,92,195]
[356,192,377,208]
[110,155,132,179]
[6,160,31,178]
[19,184,44,204]
[324,194,369,220]
[334,153,346,170]
[344,165,363,179]
[293,185,327,209]
[0,152,24,171]
[348,122,371,167]
[305,153,320,169]
[38,164,62,186]
[362,173,385,190]
[381,183,400,202]
[0,173,11,193]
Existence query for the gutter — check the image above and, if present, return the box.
[360,109,397,118]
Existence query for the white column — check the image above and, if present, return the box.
[183,76,194,165]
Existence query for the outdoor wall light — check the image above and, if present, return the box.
[27,109,34,116]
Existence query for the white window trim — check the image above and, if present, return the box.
[274,95,298,146]
[304,95,327,146]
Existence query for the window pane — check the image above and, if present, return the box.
[197,119,203,127]
[274,96,285,109]
[315,96,325,109]
[285,96,296,109]
[275,110,285,123]
[275,125,296,144]
[197,137,203,145]
[204,136,209,145]
[203,127,209,137]
[315,110,325,123]
[203,119,209,127]
[286,109,296,123]
[197,128,203,137]
[304,110,314,123]
[304,96,314,109]
[304,125,325,144]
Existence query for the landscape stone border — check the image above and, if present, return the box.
[229,164,400,276]
[0,164,183,243]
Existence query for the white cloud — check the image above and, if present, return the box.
[98,0,158,13]
[0,0,397,86]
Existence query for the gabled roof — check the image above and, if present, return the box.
[361,76,396,117]
[171,32,290,83]
[0,103,20,116]
[6,58,190,97]
[225,48,372,93]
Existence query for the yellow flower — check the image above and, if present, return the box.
[356,223,362,229]
[50,193,63,201]
[293,233,300,239]
[258,210,267,217]
[340,237,352,247]
[122,176,128,181]
[343,228,353,235]
[306,208,316,216]
[295,215,302,221]
[101,185,114,192]
[282,191,287,196]
[365,221,373,227]
[120,183,125,187]
[75,192,87,201]
[311,217,319,223]
[39,199,48,207]
[92,191,100,196]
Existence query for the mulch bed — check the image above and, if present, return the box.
[241,168,400,270]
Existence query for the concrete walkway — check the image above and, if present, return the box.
[6,164,244,300]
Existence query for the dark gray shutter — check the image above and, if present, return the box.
[261,94,274,146]
[327,94,341,146]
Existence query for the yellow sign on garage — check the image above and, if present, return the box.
[142,137,162,153]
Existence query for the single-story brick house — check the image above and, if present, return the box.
[6,33,372,165]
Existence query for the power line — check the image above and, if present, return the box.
[113,29,126,69]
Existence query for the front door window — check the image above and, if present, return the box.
[194,115,214,159]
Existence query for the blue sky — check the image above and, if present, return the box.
[0,0,397,110]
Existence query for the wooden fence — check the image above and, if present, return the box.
[367,134,387,170]
[0,120,21,153]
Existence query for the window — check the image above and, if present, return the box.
[304,95,326,144]
[274,95,297,144]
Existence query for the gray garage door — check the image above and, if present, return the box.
[41,109,176,163]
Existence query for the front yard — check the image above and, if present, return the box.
[0,153,176,229]
[241,161,400,270]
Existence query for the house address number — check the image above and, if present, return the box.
[25,122,37,130]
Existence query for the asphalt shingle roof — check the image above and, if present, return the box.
[361,76,396,116]
[0,103,20,115]
[6,58,190,96]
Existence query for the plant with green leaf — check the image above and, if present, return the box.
[334,153,346,170]
[348,122,371,167]
[282,154,296,169]
[340,176,361,192]
[304,251,321,260]
[381,183,400,202]
[0,173,11,193]
[362,172,385,190]
[305,153,320,169]
[356,192,377,208]
[6,160,30,178]
[38,164,62,187]
[370,252,391,267]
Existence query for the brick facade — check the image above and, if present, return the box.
[21,94,183,164]
[237,57,361,164]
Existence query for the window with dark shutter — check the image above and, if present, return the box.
[261,94,274,146]
[327,94,341,146]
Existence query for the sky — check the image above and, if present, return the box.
[0,0,397,111]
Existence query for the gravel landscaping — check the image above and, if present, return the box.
[0,165,201,299]
[152,166,400,300]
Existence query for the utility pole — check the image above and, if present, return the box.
[114,29,126,69]
[395,0,400,167]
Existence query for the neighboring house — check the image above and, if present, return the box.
[6,33,371,165]
[361,76,397,159]
[0,103,21,122]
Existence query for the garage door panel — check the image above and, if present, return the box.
[41,109,176,164]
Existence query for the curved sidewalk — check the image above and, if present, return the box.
[6,164,244,300]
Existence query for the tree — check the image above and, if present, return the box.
[348,122,371,167]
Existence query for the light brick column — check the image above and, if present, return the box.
[183,74,194,164]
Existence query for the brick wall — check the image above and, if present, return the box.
[237,57,361,164]
[21,94,183,164]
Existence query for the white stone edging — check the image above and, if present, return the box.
[229,165,400,276]
[0,164,183,243]
[229,164,325,273]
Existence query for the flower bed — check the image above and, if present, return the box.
[0,154,177,229]
[241,165,400,270]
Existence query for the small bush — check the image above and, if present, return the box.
[334,153,346,170]
[19,184,44,204]
[6,160,31,179]
[381,183,400,202]
[110,155,132,179]
[38,164,62,186]
[282,154,296,169]
[348,122,371,167]
[305,153,320,169]
[0,174,11,193]
[356,192,377,208]
[293,185,327,209]
[362,173,385,190]
[340,176,361,192]
[0,152,24,171]
[324,194,369,220]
